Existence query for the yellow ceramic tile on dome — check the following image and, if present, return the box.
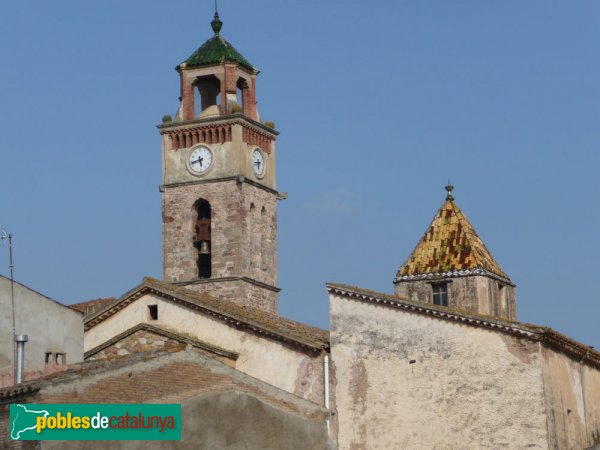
[395,187,510,280]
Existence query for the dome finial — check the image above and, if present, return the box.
[211,1,222,35]
[445,181,454,201]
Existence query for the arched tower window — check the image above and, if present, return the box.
[195,75,221,118]
[193,199,211,278]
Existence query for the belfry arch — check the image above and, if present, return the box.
[193,199,211,279]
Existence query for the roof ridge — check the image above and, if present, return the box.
[327,282,600,370]
[85,277,329,352]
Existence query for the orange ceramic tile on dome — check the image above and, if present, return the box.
[395,185,511,282]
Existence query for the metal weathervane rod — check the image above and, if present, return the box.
[1,230,16,382]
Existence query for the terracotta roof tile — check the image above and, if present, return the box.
[70,297,117,317]
[85,278,329,352]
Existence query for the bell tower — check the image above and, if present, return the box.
[158,12,281,313]
[394,185,516,320]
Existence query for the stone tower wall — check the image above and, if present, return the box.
[162,179,278,312]
[394,275,516,320]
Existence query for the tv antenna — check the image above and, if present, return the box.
[1,230,16,382]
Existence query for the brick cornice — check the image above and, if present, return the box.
[84,280,328,354]
[157,113,279,137]
[176,276,280,293]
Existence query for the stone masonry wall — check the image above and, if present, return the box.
[180,278,278,314]
[85,328,236,367]
[395,275,516,320]
[163,179,278,312]
[86,329,187,360]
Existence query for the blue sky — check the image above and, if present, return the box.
[1,1,599,349]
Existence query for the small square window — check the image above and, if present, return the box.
[148,304,158,321]
[55,353,66,365]
[45,352,66,365]
[432,283,448,307]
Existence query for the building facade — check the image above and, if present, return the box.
[394,184,516,320]
[2,11,600,450]
[0,275,83,388]
[159,13,281,313]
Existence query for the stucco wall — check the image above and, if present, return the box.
[395,275,516,320]
[541,346,600,449]
[0,277,83,380]
[330,293,548,450]
[84,293,324,404]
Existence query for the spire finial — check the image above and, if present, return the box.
[445,181,454,201]
[211,1,222,35]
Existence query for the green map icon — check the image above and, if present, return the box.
[10,404,49,440]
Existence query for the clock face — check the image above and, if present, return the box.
[252,148,265,178]
[189,147,212,174]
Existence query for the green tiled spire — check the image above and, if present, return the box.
[181,13,254,71]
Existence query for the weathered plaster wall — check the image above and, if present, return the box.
[541,346,600,449]
[330,293,547,450]
[84,293,324,404]
[395,275,516,320]
[0,277,83,383]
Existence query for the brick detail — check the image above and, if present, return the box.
[241,77,258,120]
[0,351,326,449]
[181,72,195,121]
[224,64,238,94]
[242,123,273,154]
[166,123,233,150]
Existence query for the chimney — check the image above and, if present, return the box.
[15,334,28,385]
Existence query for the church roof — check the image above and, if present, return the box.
[85,277,329,353]
[395,185,512,284]
[70,297,117,317]
[327,283,600,370]
[181,14,254,71]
